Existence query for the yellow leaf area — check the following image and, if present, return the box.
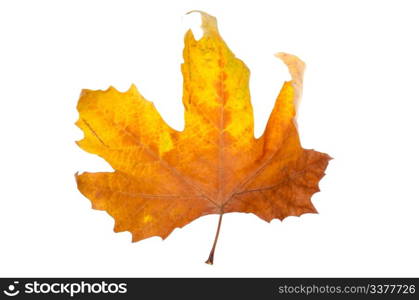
[75,11,331,263]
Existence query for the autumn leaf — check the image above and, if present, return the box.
[75,11,331,264]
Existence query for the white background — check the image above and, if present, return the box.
[1,0,418,277]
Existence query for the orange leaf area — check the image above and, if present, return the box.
[75,11,331,264]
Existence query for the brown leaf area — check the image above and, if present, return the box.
[75,11,331,264]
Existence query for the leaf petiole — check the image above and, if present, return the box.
[205,213,223,265]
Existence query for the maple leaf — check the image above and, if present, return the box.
[75,11,331,264]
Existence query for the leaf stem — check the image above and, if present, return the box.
[205,213,223,265]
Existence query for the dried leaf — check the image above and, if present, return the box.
[75,11,331,264]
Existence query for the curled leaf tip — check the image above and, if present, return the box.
[186,10,219,36]
[276,52,306,110]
